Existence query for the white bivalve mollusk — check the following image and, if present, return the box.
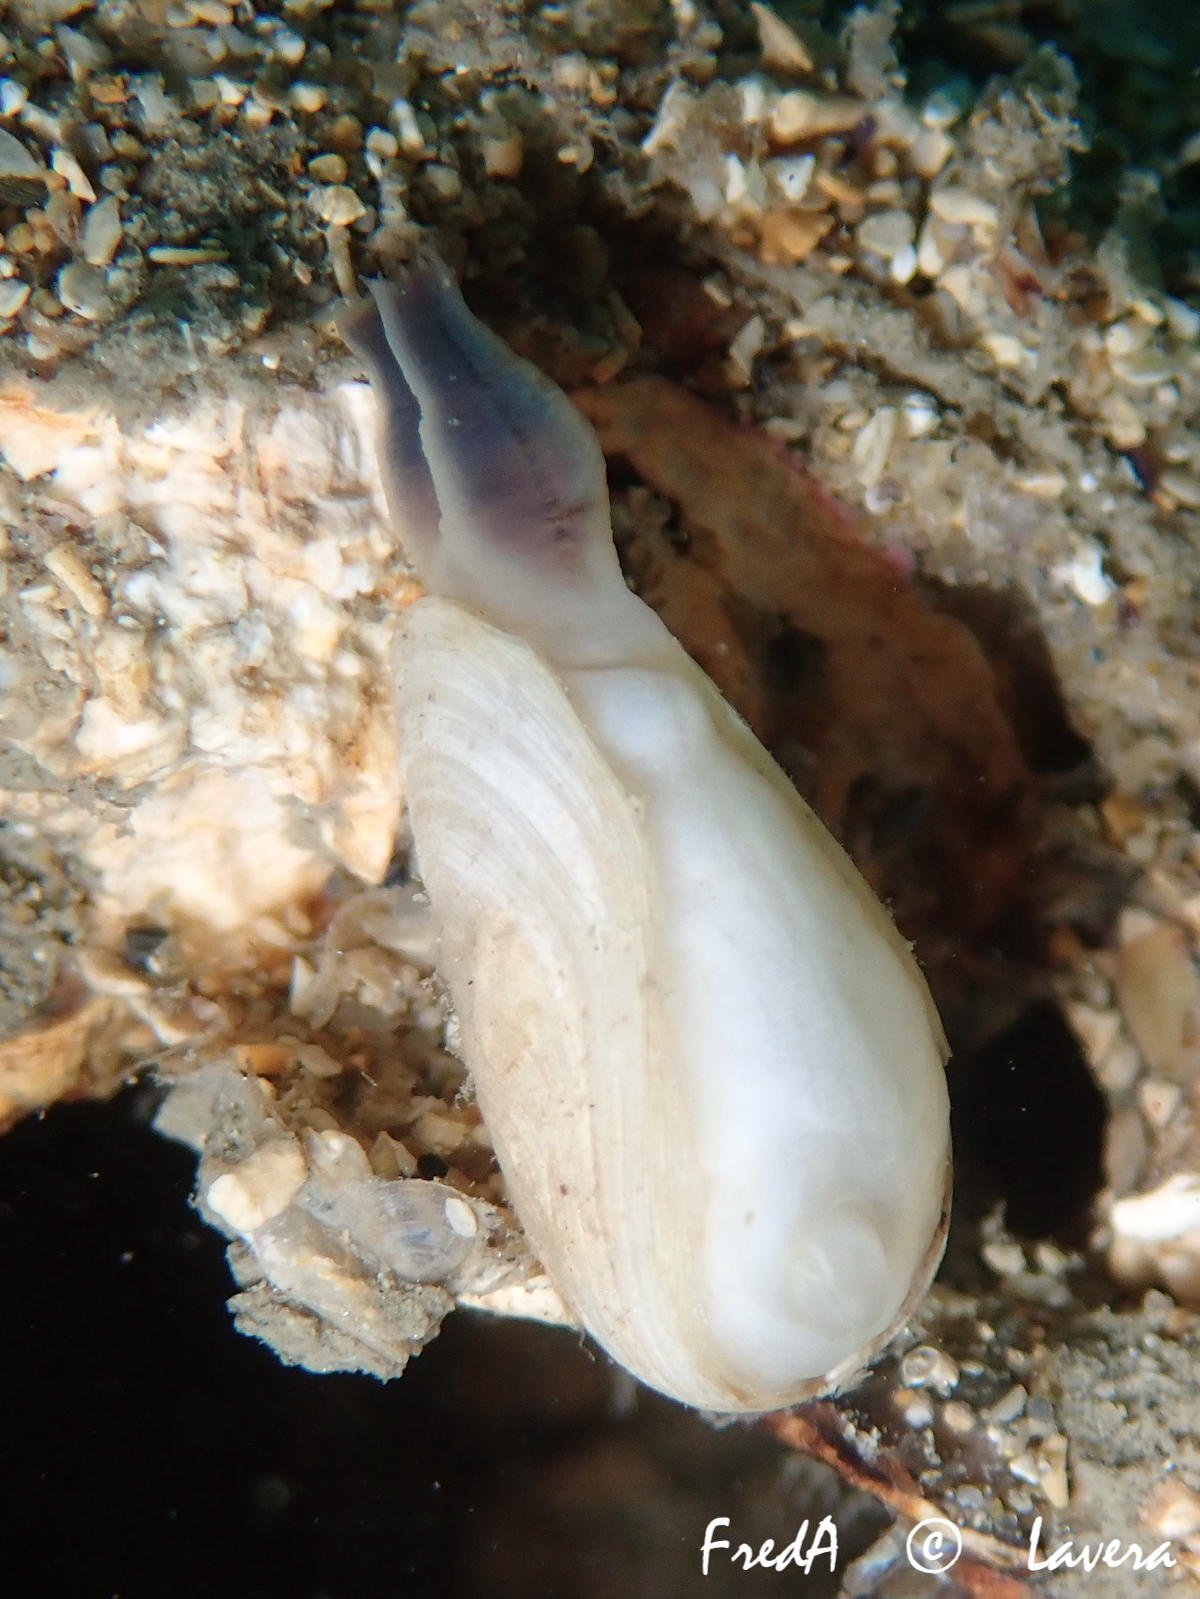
[341,258,952,1413]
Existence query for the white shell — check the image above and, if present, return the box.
[343,261,951,1412]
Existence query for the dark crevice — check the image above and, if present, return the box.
[948,999,1108,1242]
[919,578,1096,778]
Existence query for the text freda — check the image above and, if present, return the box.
[700,1516,838,1576]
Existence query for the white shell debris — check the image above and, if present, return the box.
[0,278,30,317]
[751,2,814,75]
[0,124,43,177]
[51,145,95,200]
[0,79,29,117]
[313,182,367,226]
[851,405,897,489]
[1051,543,1115,607]
[157,1063,566,1378]
[1114,918,1200,1081]
[856,207,914,260]
[1110,1176,1200,1303]
[207,1140,308,1232]
[56,260,111,320]
[899,1343,960,1395]
[0,374,405,962]
[770,89,864,143]
[80,194,122,265]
